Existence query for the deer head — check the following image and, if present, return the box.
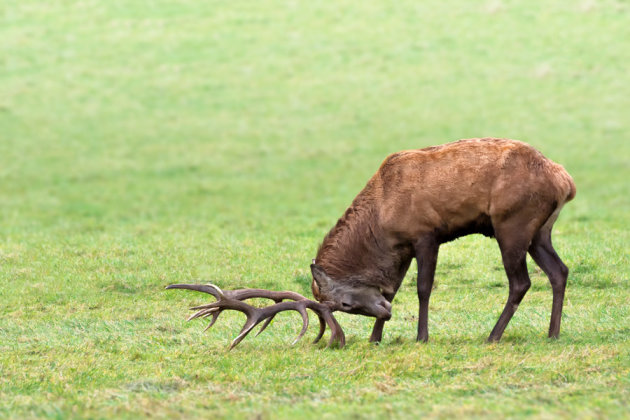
[310,264,392,320]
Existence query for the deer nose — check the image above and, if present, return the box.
[377,299,392,320]
[380,300,392,312]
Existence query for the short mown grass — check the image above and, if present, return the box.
[1,1,629,418]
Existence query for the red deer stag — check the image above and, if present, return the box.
[168,138,576,348]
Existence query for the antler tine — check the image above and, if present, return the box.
[203,311,222,332]
[229,314,264,350]
[187,307,219,321]
[166,283,345,349]
[255,300,282,337]
[327,315,346,348]
[304,301,346,348]
[255,315,276,337]
[291,304,310,345]
[313,315,327,344]
[165,283,225,299]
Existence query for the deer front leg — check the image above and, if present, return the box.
[416,237,439,342]
[369,319,387,343]
[369,290,397,343]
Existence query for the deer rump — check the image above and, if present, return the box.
[167,138,576,349]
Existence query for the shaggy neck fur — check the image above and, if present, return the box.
[315,182,413,292]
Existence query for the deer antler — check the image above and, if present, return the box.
[166,283,345,349]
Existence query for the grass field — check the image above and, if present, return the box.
[1,1,629,418]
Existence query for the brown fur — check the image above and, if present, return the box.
[312,138,576,342]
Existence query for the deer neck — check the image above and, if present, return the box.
[315,198,413,292]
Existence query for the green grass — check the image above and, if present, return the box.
[1,0,629,418]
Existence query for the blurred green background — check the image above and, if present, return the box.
[1,1,628,418]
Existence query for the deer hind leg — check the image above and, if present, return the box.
[528,227,569,338]
[487,220,537,342]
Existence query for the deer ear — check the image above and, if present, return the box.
[310,264,333,292]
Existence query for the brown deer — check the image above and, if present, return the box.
[168,138,576,348]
